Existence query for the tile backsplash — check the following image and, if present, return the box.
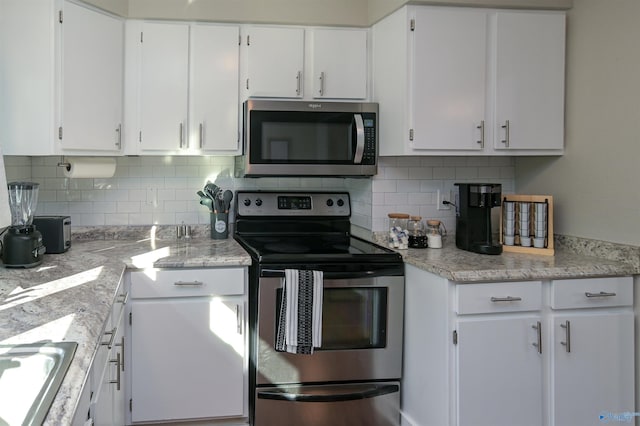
[3,155,514,233]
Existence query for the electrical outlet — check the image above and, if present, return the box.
[146,186,157,206]
[437,189,451,210]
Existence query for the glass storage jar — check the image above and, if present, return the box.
[408,216,427,248]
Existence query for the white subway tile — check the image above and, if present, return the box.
[92,202,117,214]
[455,167,479,180]
[69,202,94,214]
[408,167,433,180]
[371,179,397,193]
[105,213,129,225]
[117,201,141,213]
[433,167,456,180]
[175,212,199,224]
[128,213,153,225]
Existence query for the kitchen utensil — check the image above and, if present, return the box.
[199,197,213,211]
[223,190,233,213]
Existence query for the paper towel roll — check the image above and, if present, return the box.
[63,157,116,178]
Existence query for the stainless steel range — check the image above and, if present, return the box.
[234,191,404,426]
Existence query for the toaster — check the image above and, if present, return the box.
[33,216,71,254]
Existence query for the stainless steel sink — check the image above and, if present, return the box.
[0,342,77,426]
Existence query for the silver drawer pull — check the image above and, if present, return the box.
[585,291,616,298]
[560,320,571,353]
[174,280,204,286]
[532,321,542,354]
[490,296,522,302]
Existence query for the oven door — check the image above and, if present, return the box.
[256,271,404,385]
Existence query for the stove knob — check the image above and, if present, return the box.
[326,199,334,207]
[255,198,263,207]
[243,199,251,207]
[337,199,345,207]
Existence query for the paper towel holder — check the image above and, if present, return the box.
[57,156,71,171]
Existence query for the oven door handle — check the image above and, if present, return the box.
[261,267,402,279]
[257,383,399,403]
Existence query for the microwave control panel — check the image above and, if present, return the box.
[362,113,376,165]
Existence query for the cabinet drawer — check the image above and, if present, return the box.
[130,268,245,298]
[456,281,542,314]
[550,276,632,309]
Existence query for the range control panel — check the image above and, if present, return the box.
[236,191,351,217]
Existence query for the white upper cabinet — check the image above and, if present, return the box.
[190,24,240,153]
[245,27,305,98]
[310,28,367,99]
[126,21,240,155]
[0,0,124,156]
[61,1,124,153]
[493,11,566,151]
[138,22,190,153]
[411,7,488,151]
[244,26,368,100]
[372,6,565,156]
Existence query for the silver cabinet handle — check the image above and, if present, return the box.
[179,122,184,148]
[109,352,121,391]
[236,304,242,334]
[199,123,204,149]
[477,120,484,148]
[319,71,325,96]
[114,336,125,371]
[532,321,542,354]
[490,296,522,302]
[560,320,571,353]
[116,291,129,305]
[115,124,122,149]
[174,280,203,286]
[501,120,510,147]
[585,291,616,298]
[101,327,117,348]
[296,71,301,96]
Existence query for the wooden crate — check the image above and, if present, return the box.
[500,195,554,256]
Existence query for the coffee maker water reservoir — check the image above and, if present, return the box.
[454,183,502,255]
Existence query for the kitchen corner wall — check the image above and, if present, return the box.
[3,155,514,233]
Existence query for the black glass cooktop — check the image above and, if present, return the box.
[235,234,402,264]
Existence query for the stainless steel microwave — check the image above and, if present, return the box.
[236,100,378,177]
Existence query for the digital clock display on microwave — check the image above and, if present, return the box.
[278,196,312,210]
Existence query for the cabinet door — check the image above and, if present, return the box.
[494,11,565,151]
[411,7,487,151]
[246,27,304,98]
[190,24,240,153]
[139,22,189,152]
[456,316,542,426]
[131,297,245,422]
[61,1,124,153]
[311,28,367,99]
[551,312,634,426]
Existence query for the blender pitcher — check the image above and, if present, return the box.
[2,182,46,268]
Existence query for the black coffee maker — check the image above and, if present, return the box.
[2,182,46,268]
[454,183,502,255]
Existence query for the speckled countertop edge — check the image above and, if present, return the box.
[0,236,250,425]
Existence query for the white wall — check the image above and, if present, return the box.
[515,0,640,246]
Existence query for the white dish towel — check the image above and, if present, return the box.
[275,269,323,354]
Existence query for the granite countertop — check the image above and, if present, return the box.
[0,227,637,424]
[398,238,640,283]
[0,236,251,425]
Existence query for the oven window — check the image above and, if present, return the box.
[276,287,387,350]
[250,111,355,164]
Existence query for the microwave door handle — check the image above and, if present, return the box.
[353,114,365,164]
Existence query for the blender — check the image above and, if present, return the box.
[2,182,46,268]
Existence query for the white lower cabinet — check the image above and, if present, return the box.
[549,277,635,426]
[403,265,635,426]
[457,316,543,426]
[126,268,248,424]
[72,280,128,426]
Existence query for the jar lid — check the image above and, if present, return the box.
[427,219,441,226]
[388,213,410,219]
[409,216,422,220]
